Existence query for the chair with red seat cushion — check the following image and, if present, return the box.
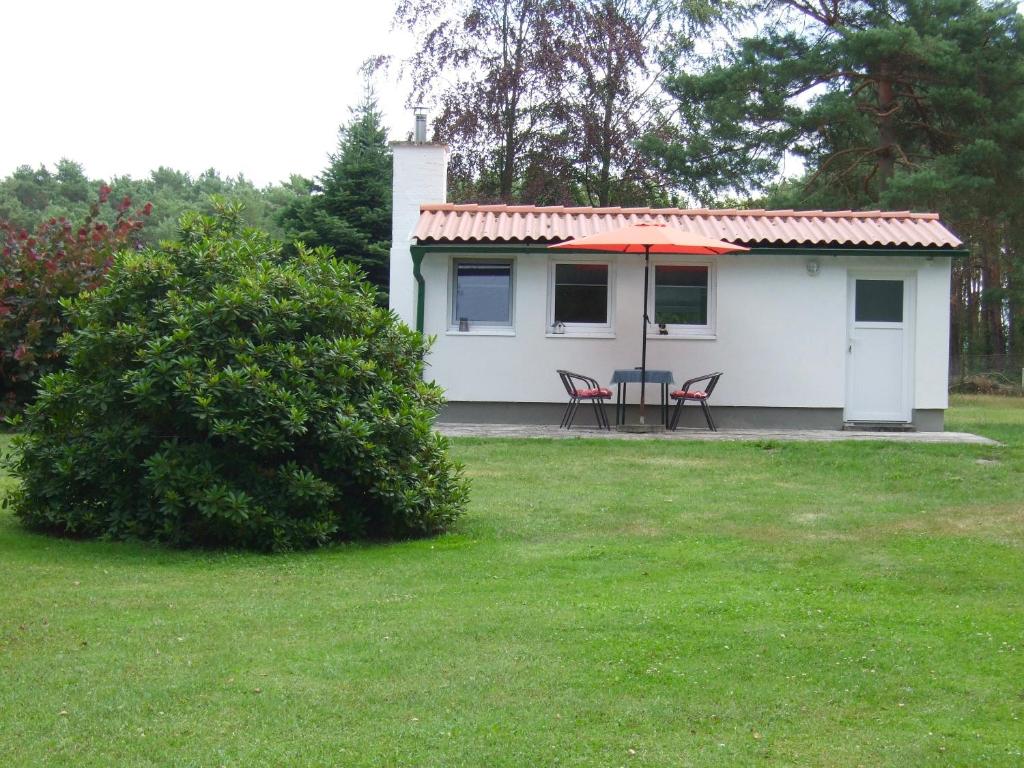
[575,386,613,399]
[556,370,611,430]
[669,372,723,431]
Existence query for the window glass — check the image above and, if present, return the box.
[553,263,608,324]
[454,261,513,325]
[654,265,709,325]
[855,279,903,322]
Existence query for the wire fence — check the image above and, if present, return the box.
[949,353,1024,394]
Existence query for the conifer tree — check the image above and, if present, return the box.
[280,85,393,292]
[655,0,1024,356]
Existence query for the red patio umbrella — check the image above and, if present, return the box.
[548,222,749,424]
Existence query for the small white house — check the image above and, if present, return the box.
[389,142,965,431]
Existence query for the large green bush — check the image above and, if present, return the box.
[5,210,467,550]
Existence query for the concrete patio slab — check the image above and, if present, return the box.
[437,423,999,445]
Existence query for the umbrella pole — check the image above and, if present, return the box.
[639,245,651,424]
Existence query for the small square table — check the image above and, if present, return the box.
[609,369,674,427]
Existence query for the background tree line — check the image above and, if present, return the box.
[1,87,391,286]
[1,94,392,410]
[390,0,1024,367]
[0,160,300,246]
[4,0,1023,397]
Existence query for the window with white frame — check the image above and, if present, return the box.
[549,261,613,334]
[451,259,514,330]
[651,262,714,335]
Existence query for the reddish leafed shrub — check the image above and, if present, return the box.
[0,187,151,413]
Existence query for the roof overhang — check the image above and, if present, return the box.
[413,203,966,252]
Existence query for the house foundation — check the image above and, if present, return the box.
[437,402,945,431]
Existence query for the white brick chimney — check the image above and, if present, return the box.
[389,138,447,328]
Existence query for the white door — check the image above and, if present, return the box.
[845,276,913,423]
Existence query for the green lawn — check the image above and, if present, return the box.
[1,396,1022,767]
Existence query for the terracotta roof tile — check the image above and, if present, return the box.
[413,204,962,249]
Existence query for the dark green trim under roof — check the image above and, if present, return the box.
[407,243,966,333]
[412,243,968,257]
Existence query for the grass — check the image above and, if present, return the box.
[1,395,1022,767]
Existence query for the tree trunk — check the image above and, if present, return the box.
[965,255,979,356]
[984,247,1006,355]
[950,262,965,380]
[598,97,613,206]
[498,0,517,203]
[597,40,615,207]
[500,119,517,203]
[1006,242,1021,355]
[875,64,896,193]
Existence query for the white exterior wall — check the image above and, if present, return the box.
[419,249,952,410]
[914,257,952,409]
[388,143,447,326]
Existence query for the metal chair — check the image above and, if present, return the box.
[668,372,723,432]
[556,370,611,430]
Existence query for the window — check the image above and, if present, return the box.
[855,279,903,323]
[451,260,513,329]
[653,263,712,333]
[550,263,611,333]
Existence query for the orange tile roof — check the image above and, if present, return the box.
[413,204,963,249]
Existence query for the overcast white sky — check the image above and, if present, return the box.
[3,1,413,187]
[8,2,1022,190]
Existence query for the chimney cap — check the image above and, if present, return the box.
[413,107,428,143]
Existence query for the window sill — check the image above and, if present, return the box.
[647,333,717,341]
[445,329,516,337]
[545,332,616,340]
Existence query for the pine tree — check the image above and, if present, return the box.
[655,0,1024,357]
[280,86,392,292]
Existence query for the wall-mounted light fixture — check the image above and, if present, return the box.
[806,259,820,277]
